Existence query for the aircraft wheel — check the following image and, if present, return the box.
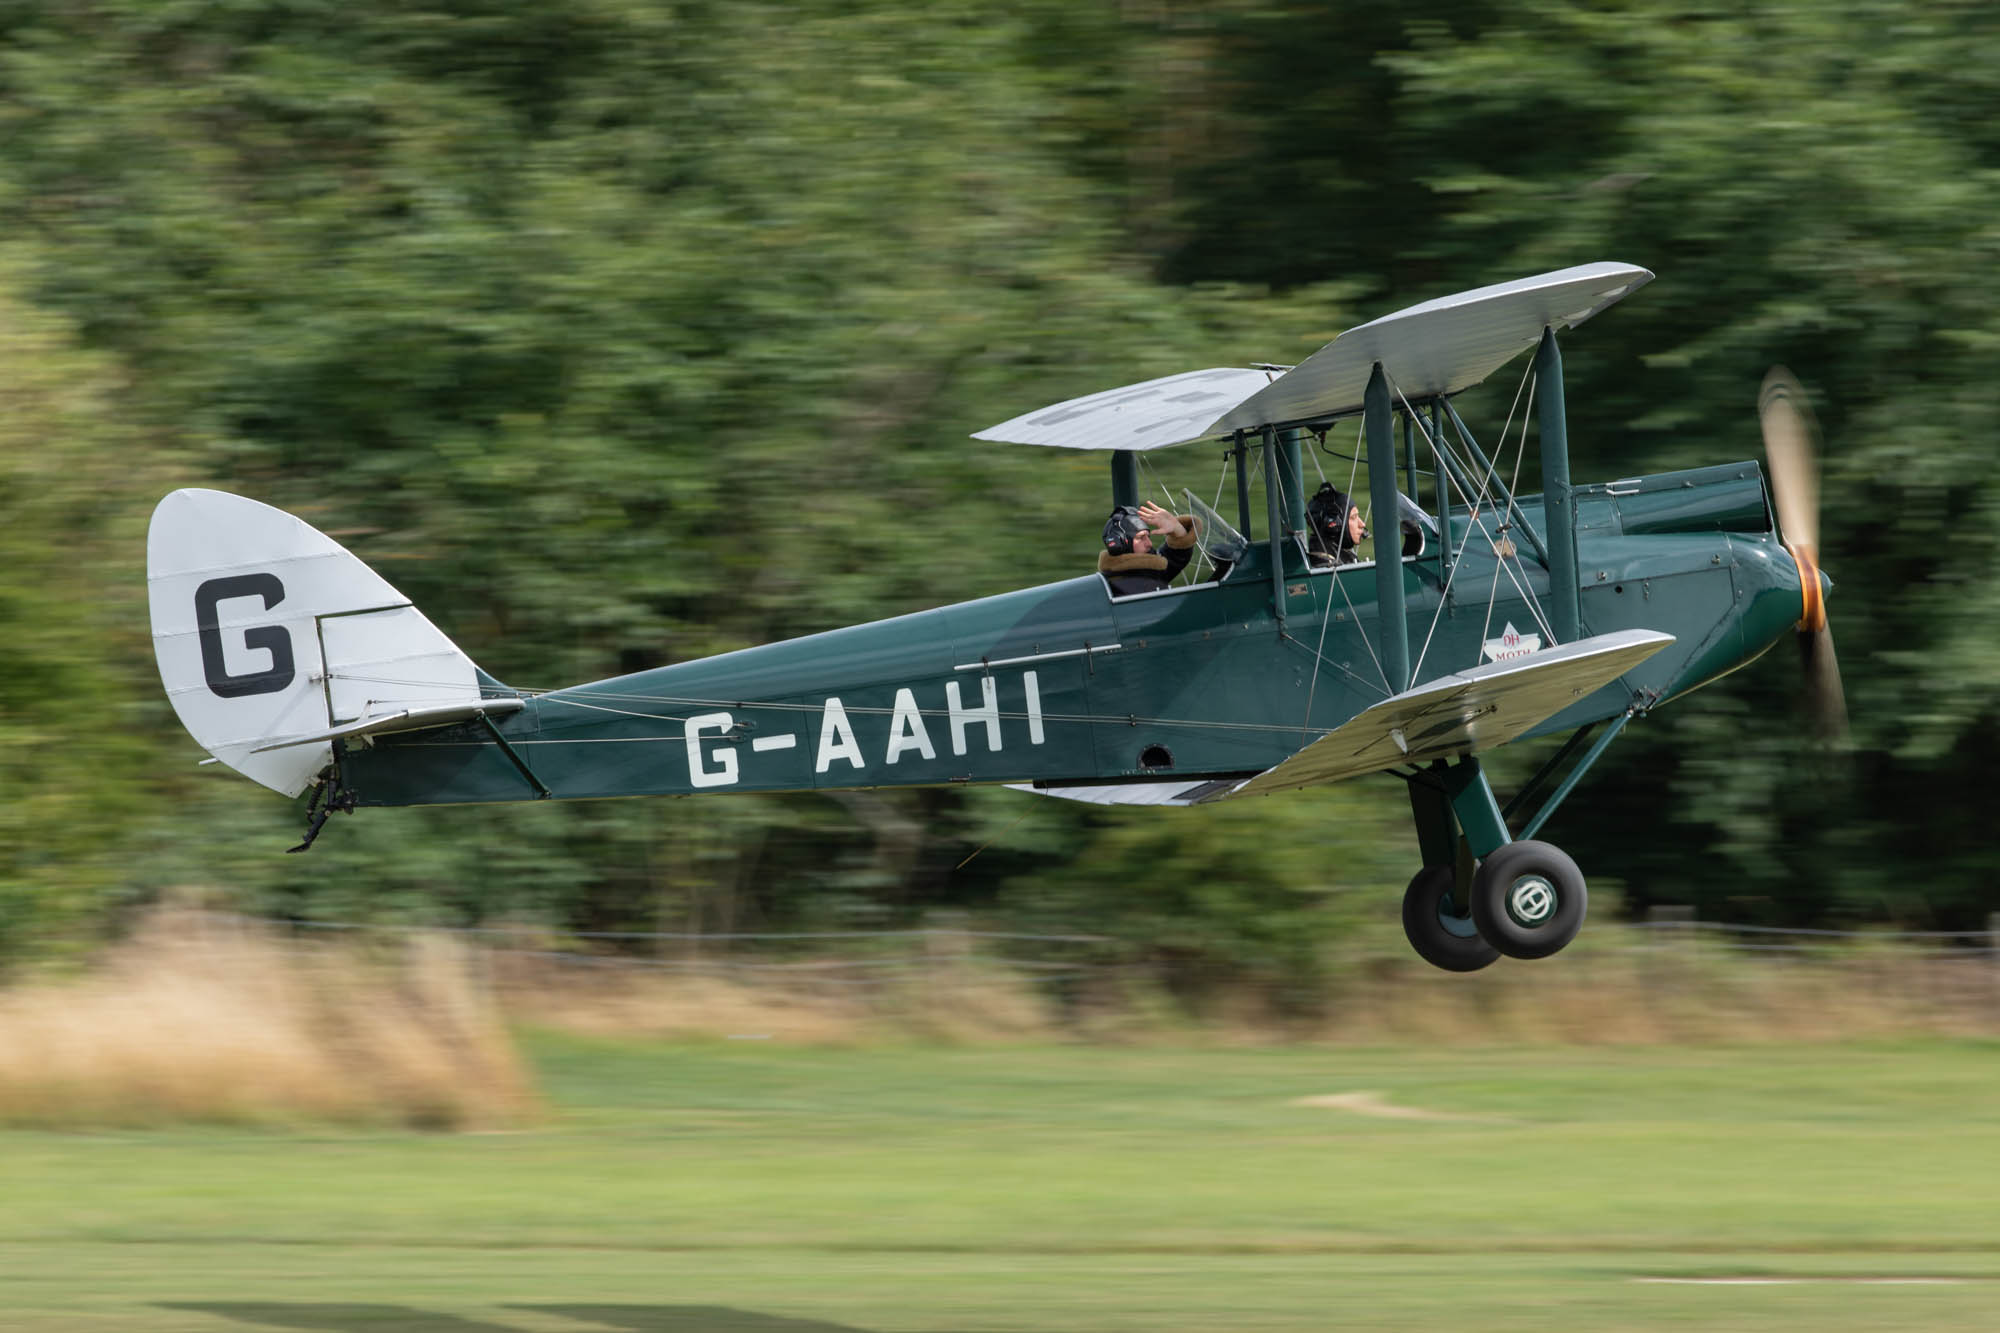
[1470,840,1587,960]
[1401,865,1500,973]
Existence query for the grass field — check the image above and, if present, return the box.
[5,1035,1999,1330]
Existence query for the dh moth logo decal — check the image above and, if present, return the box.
[1481,621,1542,664]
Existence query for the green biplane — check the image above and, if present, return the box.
[148,262,1839,971]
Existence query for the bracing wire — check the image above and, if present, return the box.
[520,682,1358,744]
[1386,363,1561,676]
[1396,393,1543,676]
[1456,378,1561,645]
[1499,373,1561,645]
[1137,452,1202,582]
[1284,626,1392,700]
[1397,397,1480,678]
[1299,578,1337,734]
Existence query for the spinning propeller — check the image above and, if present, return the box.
[1758,367,1848,742]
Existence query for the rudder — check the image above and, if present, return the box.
[148,489,491,797]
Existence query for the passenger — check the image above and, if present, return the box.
[1100,502,1201,596]
[1306,483,1367,566]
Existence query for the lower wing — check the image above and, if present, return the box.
[1011,629,1673,807]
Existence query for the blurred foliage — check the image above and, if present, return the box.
[2,0,1997,982]
[0,259,188,958]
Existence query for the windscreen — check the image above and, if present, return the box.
[1184,489,1248,570]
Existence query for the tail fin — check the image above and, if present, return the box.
[148,489,496,797]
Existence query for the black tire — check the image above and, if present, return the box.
[1469,840,1587,960]
[1401,865,1501,973]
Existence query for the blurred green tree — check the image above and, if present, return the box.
[3,0,1996,984]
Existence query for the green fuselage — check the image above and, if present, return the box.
[344,461,1805,807]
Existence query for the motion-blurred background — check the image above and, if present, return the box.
[6,0,1999,1009]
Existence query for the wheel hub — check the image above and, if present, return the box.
[1436,893,1481,939]
[1506,875,1558,926]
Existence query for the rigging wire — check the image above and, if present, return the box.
[1298,414,1394,698]
[509,685,1355,744]
[1298,573,1339,733]
[1441,361,1561,643]
[1499,373,1561,644]
[1477,541,1508,655]
[1385,362,1560,675]
[1398,396,1482,678]
[1425,370,1559,645]
[1138,451,1205,583]
[1433,399,1558,647]
[1282,627,1392,700]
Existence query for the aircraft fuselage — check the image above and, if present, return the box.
[343,460,1807,807]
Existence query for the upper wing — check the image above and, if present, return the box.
[971,367,1281,452]
[1010,629,1672,807]
[1217,263,1652,432]
[972,263,1652,451]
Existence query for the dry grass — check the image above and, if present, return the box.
[494,945,1056,1045]
[1316,933,2000,1044]
[495,928,2000,1048]
[0,911,539,1129]
[6,912,1993,1132]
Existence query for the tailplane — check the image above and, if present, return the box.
[148,489,501,797]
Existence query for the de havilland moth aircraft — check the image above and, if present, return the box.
[148,262,1841,971]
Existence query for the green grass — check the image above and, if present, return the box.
[5,1036,1999,1330]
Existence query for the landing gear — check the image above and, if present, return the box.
[1403,755,1596,971]
[1468,839,1587,960]
[1400,865,1500,973]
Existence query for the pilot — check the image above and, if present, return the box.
[1100,501,1201,596]
[1306,483,1367,566]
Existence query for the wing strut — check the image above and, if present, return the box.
[1514,708,1636,841]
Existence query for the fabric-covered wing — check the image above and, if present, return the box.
[1217,263,1652,432]
[1006,629,1672,807]
[973,262,1652,452]
[1222,629,1671,798]
[1004,778,1251,806]
[972,367,1280,452]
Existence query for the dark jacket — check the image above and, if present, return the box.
[1097,517,1201,597]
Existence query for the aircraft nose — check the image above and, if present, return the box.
[1786,542,1828,632]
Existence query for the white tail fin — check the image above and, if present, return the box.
[148,489,488,797]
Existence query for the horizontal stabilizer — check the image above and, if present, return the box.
[251,698,526,754]
[1005,629,1672,808]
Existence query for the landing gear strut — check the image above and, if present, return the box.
[1400,753,1597,971]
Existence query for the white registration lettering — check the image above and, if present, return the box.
[1023,670,1045,745]
[884,687,936,764]
[684,711,739,788]
[945,677,1001,756]
[816,698,865,772]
